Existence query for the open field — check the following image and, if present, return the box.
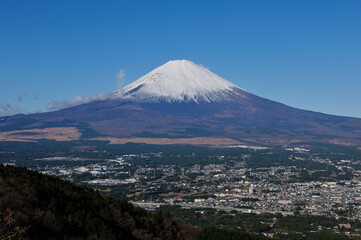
[91,137,243,147]
[0,127,81,142]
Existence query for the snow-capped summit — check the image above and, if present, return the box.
[115,60,246,103]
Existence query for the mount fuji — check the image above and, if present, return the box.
[1,60,361,147]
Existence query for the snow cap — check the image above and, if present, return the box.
[115,60,244,103]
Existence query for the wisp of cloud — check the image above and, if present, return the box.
[116,69,125,90]
[46,93,114,111]
[46,69,127,111]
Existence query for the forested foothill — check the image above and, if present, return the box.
[0,164,265,239]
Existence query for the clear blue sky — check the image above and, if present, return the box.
[1,0,361,117]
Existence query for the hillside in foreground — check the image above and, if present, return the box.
[0,164,264,240]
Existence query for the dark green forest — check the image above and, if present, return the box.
[0,164,263,240]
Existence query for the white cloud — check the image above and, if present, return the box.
[46,93,114,111]
[46,69,128,111]
[0,103,10,112]
[116,69,126,89]
[0,103,23,117]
